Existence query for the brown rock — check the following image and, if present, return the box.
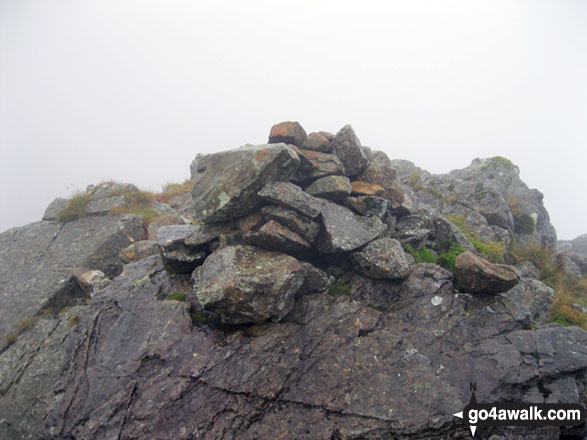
[247,220,311,253]
[304,175,352,201]
[291,147,344,184]
[268,121,307,147]
[331,125,369,177]
[357,151,405,205]
[261,205,320,244]
[237,212,264,233]
[258,182,324,219]
[351,181,385,196]
[454,251,519,294]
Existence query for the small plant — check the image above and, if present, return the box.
[3,331,18,347]
[67,315,80,329]
[445,214,506,263]
[190,310,213,325]
[328,282,351,297]
[57,190,92,222]
[475,191,487,200]
[403,244,437,264]
[165,292,187,302]
[437,242,466,271]
[16,316,38,332]
[444,193,458,204]
[514,214,536,235]
[408,171,422,190]
[481,156,515,170]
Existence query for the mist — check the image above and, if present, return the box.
[1,0,586,239]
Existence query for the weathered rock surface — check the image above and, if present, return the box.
[268,121,307,146]
[455,251,519,294]
[304,175,351,201]
[40,257,587,440]
[192,245,329,324]
[120,240,159,263]
[157,225,207,273]
[259,182,324,218]
[147,214,187,240]
[260,205,320,244]
[350,180,385,196]
[331,125,369,177]
[317,201,387,253]
[303,132,331,152]
[42,198,68,221]
[350,238,410,280]
[343,195,388,218]
[290,148,344,184]
[191,144,300,223]
[247,220,311,253]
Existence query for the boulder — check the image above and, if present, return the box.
[454,251,519,294]
[119,240,159,263]
[157,225,207,273]
[237,212,264,233]
[85,195,126,215]
[261,205,320,244]
[147,214,187,240]
[357,151,405,205]
[247,220,311,253]
[350,180,385,196]
[193,245,329,324]
[394,215,433,248]
[258,182,324,218]
[42,197,68,221]
[304,175,351,201]
[343,196,388,218]
[190,144,300,223]
[290,148,344,184]
[303,132,331,153]
[268,121,307,146]
[571,233,587,256]
[331,125,369,177]
[350,238,410,280]
[72,267,111,296]
[317,201,387,253]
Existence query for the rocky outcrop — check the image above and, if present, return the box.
[1,121,586,440]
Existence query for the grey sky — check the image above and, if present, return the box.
[1,0,585,239]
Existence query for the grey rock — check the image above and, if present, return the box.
[72,267,111,296]
[290,148,344,184]
[455,251,519,294]
[350,238,410,280]
[157,225,206,273]
[356,150,405,206]
[571,233,587,256]
[246,220,311,253]
[152,201,177,215]
[147,214,187,241]
[394,215,433,248]
[42,198,68,221]
[304,175,351,201]
[343,195,388,218]
[514,260,539,279]
[191,144,300,223]
[261,205,320,244]
[86,182,137,200]
[193,245,329,324]
[433,215,475,253]
[303,132,331,153]
[184,222,234,247]
[331,125,369,177]
[120,240,159,264]
[317,201,387,253]
[258,182,324,218]
[85,195,126,215]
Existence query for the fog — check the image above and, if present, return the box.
[1,0,585,239]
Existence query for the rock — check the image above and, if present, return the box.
[268,121,307,146]
[433,215,475,253]
[317,201,387,253]
[152,201,177,215]
[184,222,234,247]
[261,205,320,244]
[514,260,539,279]
[303,132,331,153]
[350,180,385,196]
[454,251,519,294]
[304,175,351,201]
[42,197,68,221]
[193,245,329,324]
[86,182,137,200]
[394,215,433,248]
[571,233,587,256]
[247,220,311,253]
[157,225,207,273]
[147,214,187,240]
[258,182,324,218]
[72,267,111,295]
[237,212,264,232]
[331,125,369,177]
[556,252,587,278]
[85,195,126,215]
[191,144,300,223]
[350,238,410,280]
[40,253,587,440]
[120,240,159,263]
[290,148,344,184]
[343,196,388,218]
[357,151,405,205]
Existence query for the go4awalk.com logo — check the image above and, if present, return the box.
[452,383,586,437]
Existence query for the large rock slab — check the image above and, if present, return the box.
[317,201,387,253]
[42,255,587,440]
[190,144,300,223]
[261,205,320,244]
[454,251,519,294]
[246,220,311,253]
[304,175,351,201]
[157,225,207,273]
[331,125,369,177]
[192,245,329,324]
[350,238,410,280]
[290,148,344,184]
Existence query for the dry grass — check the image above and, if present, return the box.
[57,190,92,222]
[2,316,38,348]
[408,172,422,190]
[512,241,587,329]
[154,179,194,204]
